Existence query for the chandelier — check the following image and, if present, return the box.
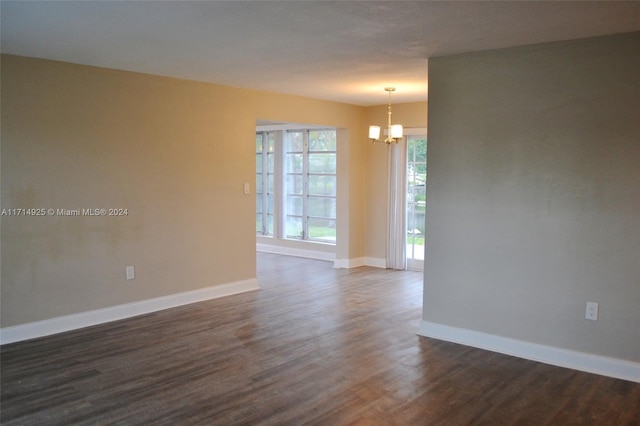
[369,87,403,144]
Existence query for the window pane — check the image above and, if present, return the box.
[285,131,303,152]
[267,132,276,153]
[267,173,275,193]
[408,137,424,157]
[308,153,336,174]
[309,130,336,151]
[308,175,336,196]
[286,195,303,216]
[285,153,303,173]
[267,193,274,214]
[286,174,303,195]
[267,152,275,172]
[266,214,274,235]
[256,214,262,233]
[256,174,263,193]
[407,210,426,236]
[308,197,336,219]
[308,217,336,242]
[416,181,426,197]
[256,193,263,213]
[285,216,302,239]
[256,153,263,173]
[256,134,263,153]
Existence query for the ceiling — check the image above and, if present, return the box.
[2,1,640,106]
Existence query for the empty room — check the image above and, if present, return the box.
[1,1,639,424]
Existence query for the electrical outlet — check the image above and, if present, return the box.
[126,265,135,280]
[585,302,598,321]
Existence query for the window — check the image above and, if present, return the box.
[256,127,337,244]
[256,132,275,235]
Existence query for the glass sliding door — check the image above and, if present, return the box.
[406,135,427,270]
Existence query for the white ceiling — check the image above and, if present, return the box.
[2,1,640,106]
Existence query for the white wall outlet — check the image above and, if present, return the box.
[126,265,135,280]
[585,302,598,321]
[243,182,250,194]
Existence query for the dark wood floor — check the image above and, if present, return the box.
[2,253,639,425]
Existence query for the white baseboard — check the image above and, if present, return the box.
[365,257,387,268]
[0,278,260,345]
[333,257,386,269]
[418,321,640,383]
[333,257,364,268]
[257,243,335,262]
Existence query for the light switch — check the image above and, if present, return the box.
[243,182,250,194]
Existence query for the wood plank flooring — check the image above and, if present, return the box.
[2,253,639,425]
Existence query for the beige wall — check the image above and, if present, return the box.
[0,55,367,327]
[364,102,427,261]
[424,32,640,362]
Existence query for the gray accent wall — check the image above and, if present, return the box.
[424,32,640,362]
